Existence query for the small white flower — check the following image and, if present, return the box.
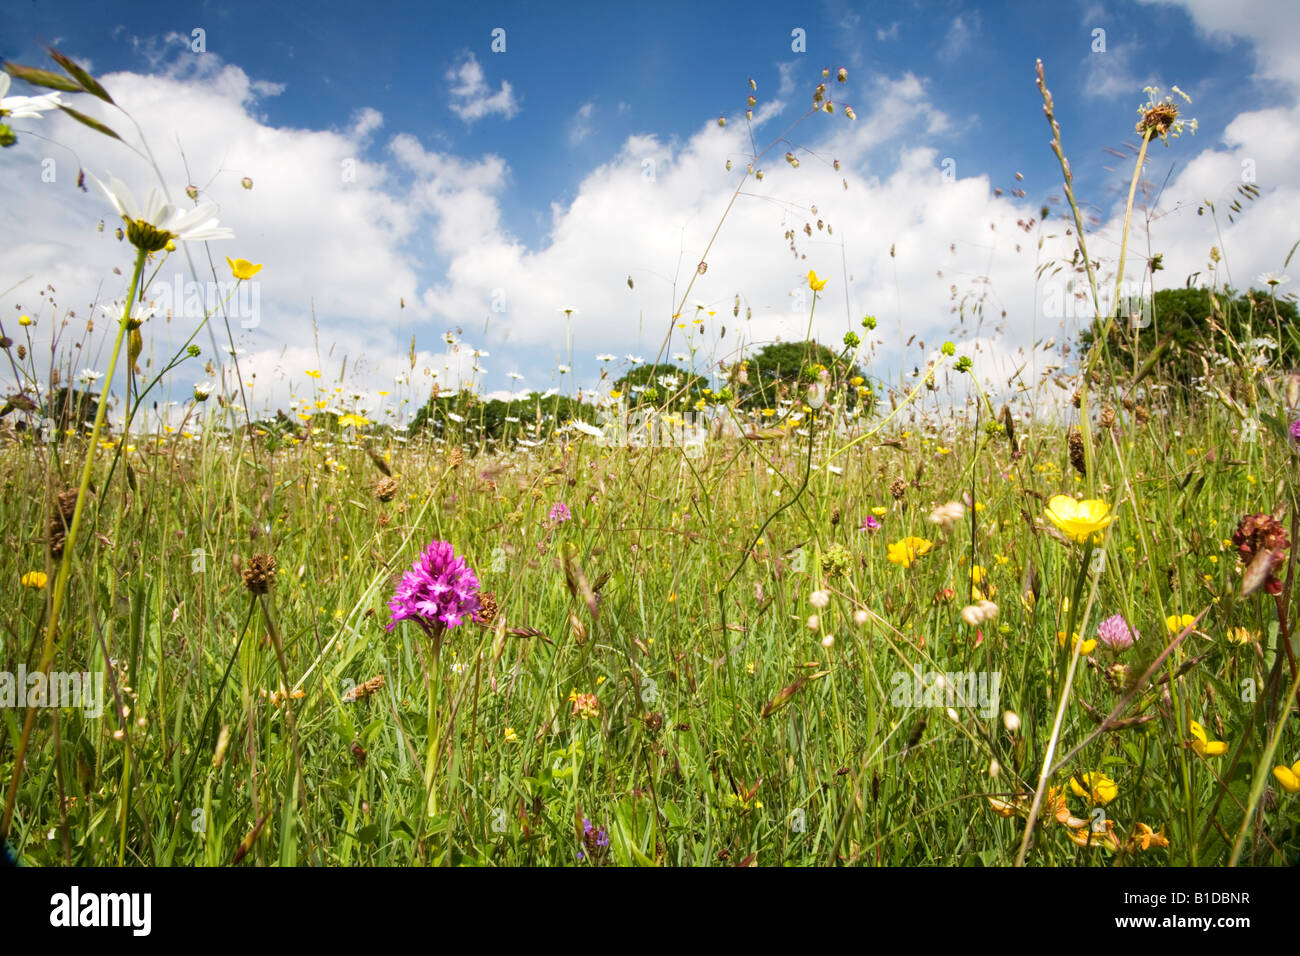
[0,73,63,118]
[626,354,644,364]
[1257,272,1290,288]
[595,353,616,362]
[446,412,465,423]
[77,369,103,386]
[557,365,571,374]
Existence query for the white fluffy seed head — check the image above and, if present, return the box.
[1003,710,1021,733]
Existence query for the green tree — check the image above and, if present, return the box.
[1079,286,1300,386]
[408,387,598,450]
[737,340,871,411]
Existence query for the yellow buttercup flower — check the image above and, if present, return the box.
[1188,720,1227,757]
[1166,614,1195,635]
[1044,495,1113,543]
[337,413,370,429]
[503,727,519,743]
[1273,760,1300,794]
[1070,771,1118,805]
[304,369,322,379]
[887,536,932,568]
[807,269,829,292]
[226,256,263,280]
[21,571,48,589]
[19,314,32,327]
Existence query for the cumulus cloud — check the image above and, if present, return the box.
[4,20,1299,429]
[446,52,519,122]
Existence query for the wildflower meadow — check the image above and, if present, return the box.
[2,5,1299,889]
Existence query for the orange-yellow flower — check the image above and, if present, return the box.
[1273,760,1300,793]
[1058,630,1097,655]
[1188,720,1227,757]
[1069,771,1118,805]
[886,536,932,568]
[807,270,829,292]
[1125,822,1170,852]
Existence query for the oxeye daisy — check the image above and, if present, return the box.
[90,172,233,252]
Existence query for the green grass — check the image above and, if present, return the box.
[3,376,1299,866]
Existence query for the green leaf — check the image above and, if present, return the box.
[48,49,115,104]
[57,104,122,142]
[3,61,84,93]
[356,823,379,843]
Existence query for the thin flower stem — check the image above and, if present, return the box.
[1,246,147,841]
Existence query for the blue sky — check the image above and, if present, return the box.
[3,0,1298,424]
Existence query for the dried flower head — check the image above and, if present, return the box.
[1232,512,1289,596]
[343,674,386,703]
[1136,86,1195,142]
[242,553,277,595]
[474,589,499,627]
[374,476,399,502]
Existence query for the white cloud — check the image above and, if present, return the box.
[569,101,595,146]
[876,22,900,42]
[1138,0,1300,90]
[446,52,519,122]
[1080,41,1156,99]
[938,15,977,60]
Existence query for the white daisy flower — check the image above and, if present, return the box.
[90,173,233,251]
[0,73,63,119]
